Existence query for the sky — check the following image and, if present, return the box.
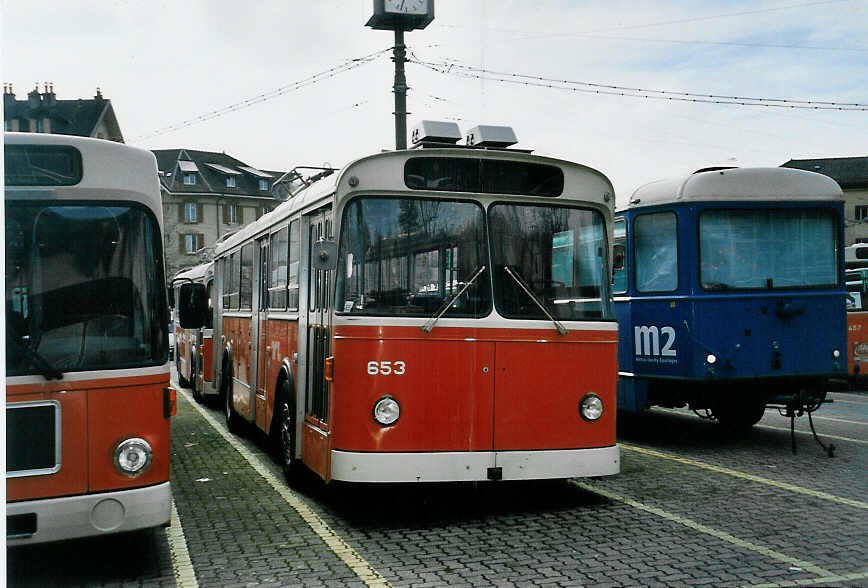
[3,0,867,205]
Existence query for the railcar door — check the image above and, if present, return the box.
[255,237,269,430]
[300,207,334,479]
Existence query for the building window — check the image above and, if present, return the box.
[184,202,198,223]
[183,173,197,185]
[226,176,236,188]
[181,233,204,254]
[856,205,868,221]
[223,203,240,225]
[259,179,269,191]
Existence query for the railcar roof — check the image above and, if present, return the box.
[173,261,213,282]
[4,132,163,219]
[622,167,843,211]
[215,148,615,256]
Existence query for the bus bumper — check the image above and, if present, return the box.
[7,482,171,546]
[331,445,620,483]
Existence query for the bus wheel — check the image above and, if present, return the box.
[713,400,765,430]
[191,357,202,404]
[274,381,298,484]
[224,371,241,434]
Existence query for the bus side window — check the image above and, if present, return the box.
[634,212,678,293]
[612,218,627,294]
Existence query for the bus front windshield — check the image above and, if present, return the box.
[5,203,168,377]
[700,208,838,290]
[336,198,613,322]
[337,198,491,317]
[489,203,613,321]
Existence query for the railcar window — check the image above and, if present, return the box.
[240,243,253,309]
[268,226,288,309]
[612,218,627,294]
[4,145,82,186]
[489,203,612,320]
[227,252,240,309]
[404,157,564,196]
[288,220,300,310]
[336,197,490,317]
[700,209,837,290]
[846,268,868,311]
[5,203,167,375]
[634,212,678,293]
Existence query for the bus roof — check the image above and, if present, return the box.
[215,148,614,257]
[4,132,163,220]
[622,167,843,211]
[173,261,213,283]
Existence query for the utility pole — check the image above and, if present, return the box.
[393,28,408,150]
[366,0,435,150]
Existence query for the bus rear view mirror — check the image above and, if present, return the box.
[311,240,337,271]
[178,283,207,329]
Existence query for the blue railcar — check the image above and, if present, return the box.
[614,167,846,428]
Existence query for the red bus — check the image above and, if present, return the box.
[172,261,215,403]
[845,244,868,385]
[5,133,174,544]
[180,123,621,483]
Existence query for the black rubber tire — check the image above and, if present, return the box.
[224,367,242,434]
[713,399,766,430]
[273,380,299,484]
[191,353,203,404]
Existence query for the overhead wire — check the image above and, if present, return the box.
[411,58,868,111]
[133,47,393,141]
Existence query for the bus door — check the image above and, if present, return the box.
[255,237,270,430]
[300,206,333,479]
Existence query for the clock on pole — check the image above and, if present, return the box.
[366,0,435,150]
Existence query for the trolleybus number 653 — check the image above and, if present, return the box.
[367,360,407,376]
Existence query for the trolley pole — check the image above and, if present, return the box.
[393,28,408,150]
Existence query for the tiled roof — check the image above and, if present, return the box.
[153,148,287,199]
[3,89,123,142]
[781,156,868,189]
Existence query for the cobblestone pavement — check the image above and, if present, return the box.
[7,383,868,587]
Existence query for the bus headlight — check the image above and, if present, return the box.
[579,393,604,422]
[706,354,717,365]
[114,438,152,477]
[373,396,400,426]
[833,349,841,359]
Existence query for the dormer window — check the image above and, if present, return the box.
[183,173,197,185]
[259,179,269,191]
[226,176,236,188]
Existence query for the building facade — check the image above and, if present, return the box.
[153,149,290,278]
[781,156,868,245]
[3,83,123,142]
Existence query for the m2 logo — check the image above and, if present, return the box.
[634,325,677,357]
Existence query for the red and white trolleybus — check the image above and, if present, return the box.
[845,243,868,384]
[172,260,215,403]
[5,132,174,544]
[180,122,620,483]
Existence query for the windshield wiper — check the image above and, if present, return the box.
[503,265,568,335]
[421,265,486,333]
[8,335,63,380]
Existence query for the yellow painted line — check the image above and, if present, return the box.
[755,423,868,446]
[743,570,868,587]
[570,480,832,577]
[620,443,868,511]
[177,388,391,588]
[167,499,199,588]
[810,415,868,426]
